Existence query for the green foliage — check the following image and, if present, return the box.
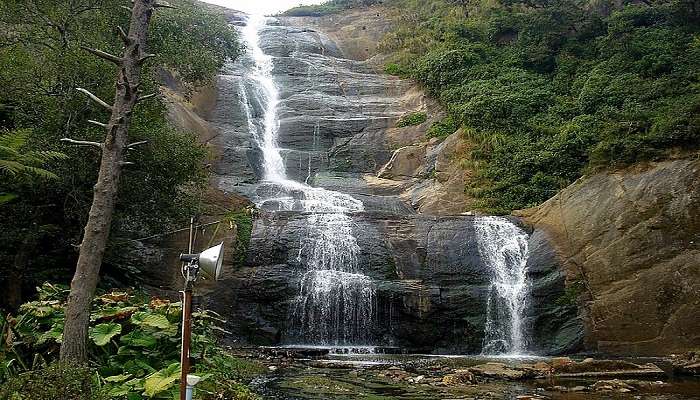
[426,116,459,139]
[0,363,107,400]
[151,0,241,86]
[0,129,67,205]
[382,0,700,212]
[384,63,410,78]
[0,284,263,399]
[396,112,428,127]
[226,210,253,268]
[283,0,381,16]
[90,322,122,346]
[0,0,239,305]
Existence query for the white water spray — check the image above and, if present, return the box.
[475,217,530,356]
[238,15,376,346]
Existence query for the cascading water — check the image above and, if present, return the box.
[237,15,376,346]
[475,217,530,356]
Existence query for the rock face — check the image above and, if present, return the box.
[207,212,577,353]
[193,13,579,354]
[521,159,700,356]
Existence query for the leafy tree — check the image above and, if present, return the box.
[380,0,699,212]
[0,0,239,312]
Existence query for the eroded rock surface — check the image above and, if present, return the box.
[521,159,700,355]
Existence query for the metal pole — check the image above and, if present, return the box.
[179,287,193,400]
[185,383,194,400]
[179,217,195,400]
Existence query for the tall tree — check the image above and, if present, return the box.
[59,0,168,363]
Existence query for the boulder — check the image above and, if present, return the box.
[468,362,530,380]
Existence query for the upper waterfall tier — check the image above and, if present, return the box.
[210,16,415,209]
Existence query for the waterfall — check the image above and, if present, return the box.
[475,217,530,356]
[237,15,377,346]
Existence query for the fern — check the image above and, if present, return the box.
[0,129,66,181]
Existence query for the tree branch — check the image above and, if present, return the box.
[76,88,113,111]
[120,6,132,13]
[81,46,123,65]
[138,53,156,64]
[60,138,103,149]
[137,93,157,103]
[126,140,148,149]
[87,120,107,128]
[119,161,135,166]
[116,26,131,46]
[154,1,177,9]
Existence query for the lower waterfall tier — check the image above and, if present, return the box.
[203,212,582,355]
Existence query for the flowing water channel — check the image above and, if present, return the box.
[476,217,531,355]
[230,14,535,355]
[236,15,377,346]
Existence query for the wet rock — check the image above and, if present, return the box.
[669,351,700,375]
[592,379,636,393]
[552,359,664,378]
[441,370,475,385]
[518,361,551,376]
[193,15,577,354]
[468,362,531,380]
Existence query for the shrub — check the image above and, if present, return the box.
[0,364,107,400]
[396,112,428,127]
[0,284,263,399]
[282,0,381,16]
[384,63,410,78]
[426,116,459,139]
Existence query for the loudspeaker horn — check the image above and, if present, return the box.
[198,242,224,281]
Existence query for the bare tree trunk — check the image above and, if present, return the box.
[60,0,158,363]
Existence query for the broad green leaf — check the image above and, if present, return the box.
[91,306,138,322]
[131,312,172,329]
[143,363,180,397]
[105,374,132,383]
[120,330,158,348]
[89,323,122,346]
[108,385,130,397]
[37,323,63,345]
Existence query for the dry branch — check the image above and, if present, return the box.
[154,1,177,8]
[81,46,123,65]
[137,93,157,102]
[60,138,103,148]
[116,26,131,45]
[76,88,113,111]
[126,140,149,149]
[139,53,156,63]
[87,120,107,128]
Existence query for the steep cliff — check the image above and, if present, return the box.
[520,158,700,356]
[154,3,700,358]
[170,8,578,355]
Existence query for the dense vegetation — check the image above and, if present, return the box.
[0,0,239,309]
[283,0,382,16]
[0,284,262,399]
[379,0,700,212]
